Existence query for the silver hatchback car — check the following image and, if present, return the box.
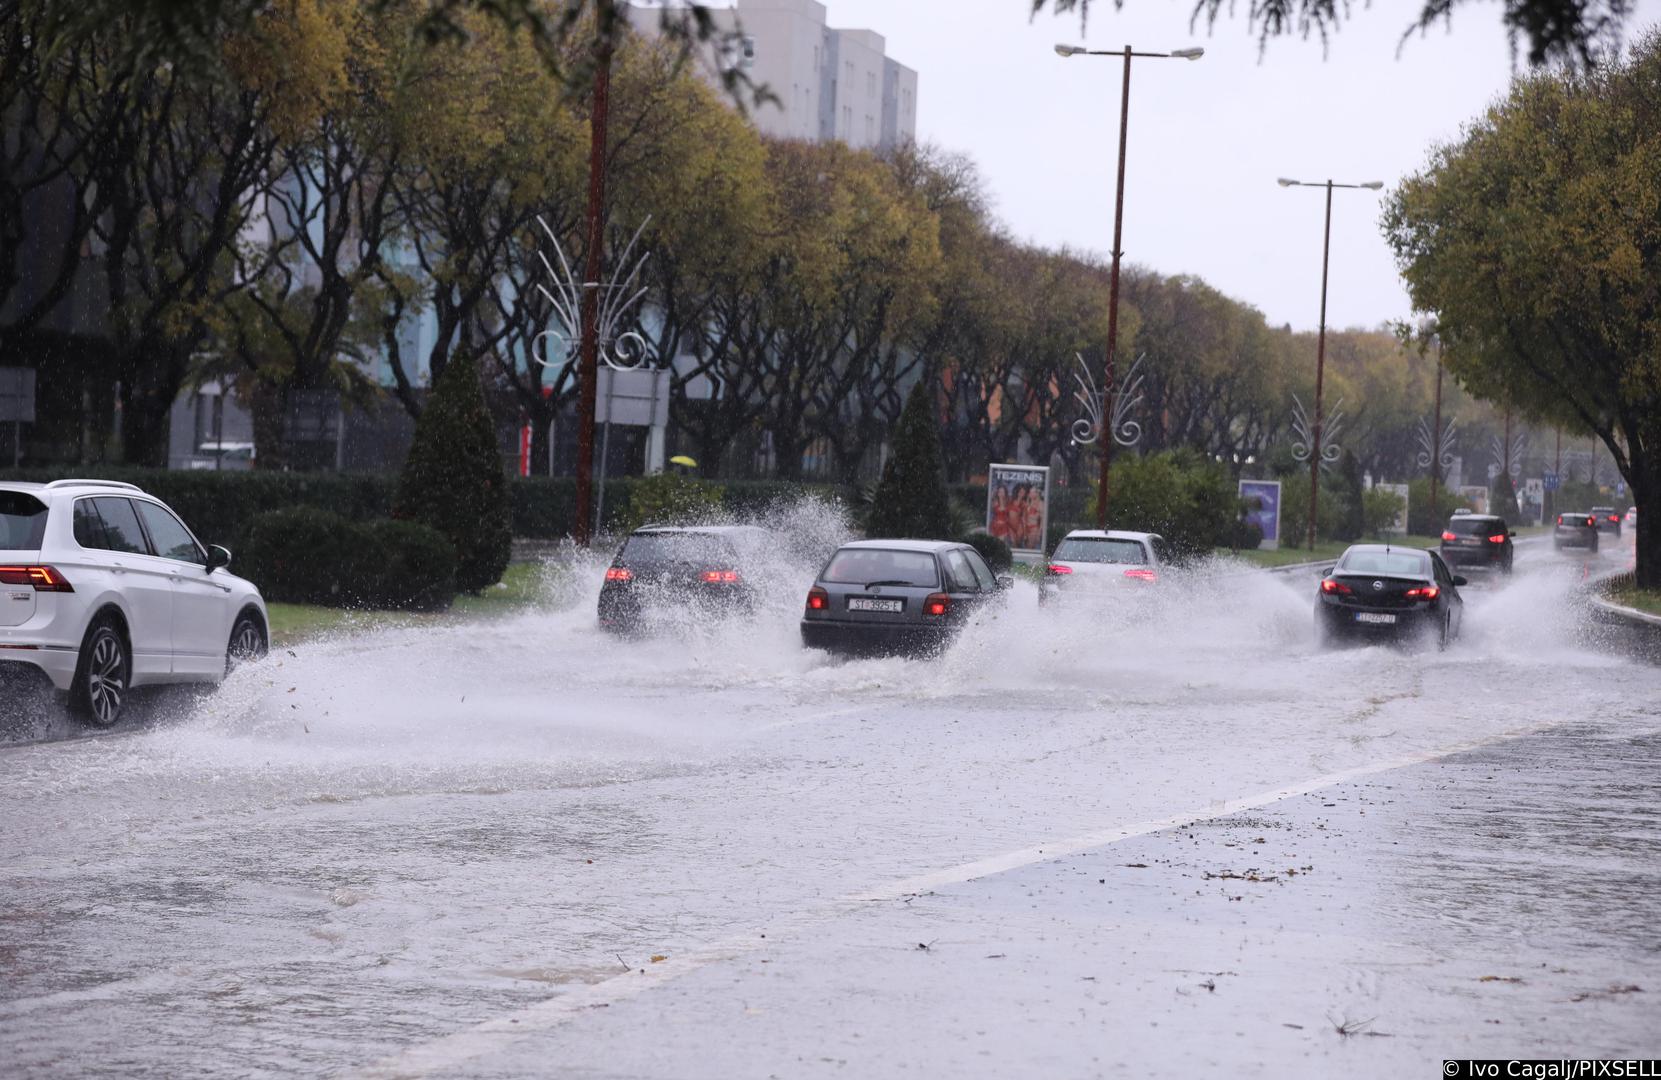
[800,539,1010,657]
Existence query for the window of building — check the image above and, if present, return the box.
[865,114,875,142]
[867,71,876,97]
[841,105,851,134]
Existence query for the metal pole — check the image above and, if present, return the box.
[1308,180,1334,551]
[1429,340,1443,521]
[573,12,614,547]
[595,371,614,533]
[1094,46,1134,531]
[12,420,18,468]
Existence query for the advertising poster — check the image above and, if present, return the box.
[986,464,1050,558]
[1238,479,1281,549]
[1379,483,1410,533]
[1458,485,1490,515]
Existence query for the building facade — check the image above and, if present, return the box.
[627,0,917,150]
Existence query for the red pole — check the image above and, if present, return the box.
[573,11,614,547]
[1308,180,1334,551]
[1094,46,1134,531]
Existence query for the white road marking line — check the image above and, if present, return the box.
[350,721,1550,1079]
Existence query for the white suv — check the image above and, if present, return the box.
[0,479,268,726]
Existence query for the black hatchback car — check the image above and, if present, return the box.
[800,540,1010,657]
[1439,512,1514,573]
[598,525,770,633]
[1315,545,1466,650]
[1590,505,1623,538]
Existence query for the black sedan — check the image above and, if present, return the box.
[800,540,1010,657]
[1590,505,1623,538]
[598,525,770,633]
[1439,512,1514,573]
[1315,545,1466,650]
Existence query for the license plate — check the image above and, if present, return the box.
[848,597,903,613]
[1355,612,1397,625]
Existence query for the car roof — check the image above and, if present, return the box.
[1059,529,1160,542]
[0,479,147,498]
[1449,513,1502,522]
[837,539,962,553]
[631,525,769,536]
[1342,544,1431,557]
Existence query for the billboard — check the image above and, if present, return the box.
[986,464,1050,558]
[1238,479,1281,549]
[1458,485,1490,515]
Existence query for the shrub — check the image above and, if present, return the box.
[1406,476,1465,535]
[1099,449,1242,560]
[392,359,512,593]
[626,472,726,530]
[1363,487,1407,537]
[240,507,456,611]
[962,530,1013,571]
[1489,470,1523,526]
[867,381,952,539]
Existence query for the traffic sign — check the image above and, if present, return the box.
[1543,470,1560,492]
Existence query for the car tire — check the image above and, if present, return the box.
[69,616,130,728]
[1314,612,1334,651]
[1437,613,1451,652]
[226,612,268,675]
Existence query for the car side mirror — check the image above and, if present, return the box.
[996,574,1014,591]
[1452,575,1468,587]
[206,545,232,572]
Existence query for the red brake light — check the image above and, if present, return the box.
[1123,568,1157,582]
[0,565,73,592]
[1487,534,1507,544]
[1610,515,1620,522]
[1404,585,1440,601]
[806,586,828,611]
[923,592,951,617]
[1441,531,1457,542]
[1046,564,1073,575]
[604,567,632,582]
[1320,579,1351,595]
[701,570,740,584]
[1556,516,1564,525]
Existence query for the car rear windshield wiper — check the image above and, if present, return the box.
[862,579,918,588]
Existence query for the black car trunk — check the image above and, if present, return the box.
[1328,574,1430,610]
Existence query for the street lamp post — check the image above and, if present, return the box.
[1056,42,1203,530]
[1276,177,1383,550]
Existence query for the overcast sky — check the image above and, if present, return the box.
[721,0,1661,333]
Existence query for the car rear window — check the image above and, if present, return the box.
[0,491,48,549]
[621,532,737,568]
[821,548,940,588]
[1052,537,1147,564]
[1447,517,1501,536]
[1338,549,1431,576]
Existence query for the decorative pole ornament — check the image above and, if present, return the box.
[1289,393,1344,471]
[1072,352,1145,449]
[1416,416,1458,473]
[531,214,655,378]
[1491,431,1527,480]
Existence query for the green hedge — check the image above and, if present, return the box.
[240,508,456,611]
[0,468,853,544]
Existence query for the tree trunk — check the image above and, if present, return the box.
[250,381,291,471]
[1630,453,1659,590]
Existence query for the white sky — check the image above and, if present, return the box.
[728,0,1661,333]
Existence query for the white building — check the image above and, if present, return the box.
[627,0,917,151]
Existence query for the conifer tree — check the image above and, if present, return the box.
[867,380,952,539]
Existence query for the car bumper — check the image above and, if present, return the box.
[1554,531,1597,547]
[1439,545,1505,566]
[0,645,80,690]
[800,619,954,657]
[1317,603,1437,638]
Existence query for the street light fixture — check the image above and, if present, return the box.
[1278,176,1385,550]
[1056,42,1205,530]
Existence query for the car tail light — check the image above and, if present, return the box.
[1123,568,1157,582]
[805,586,828,611]
[1046,564,1073,575]
[1441,531,1457,542]
[0,565,73,592]
[1556,515,1565,525]
[1487,534,1506,544]
[701,570,741,584]
[1586,517,1596,527]
[923,592,951,617]
[1404,585,1440,600]
[1319,579,1351,595]
[1609,515,1620,522]
[604,567,633,583]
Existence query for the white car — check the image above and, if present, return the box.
[1040,529,1170,603]
[0,479,268,726]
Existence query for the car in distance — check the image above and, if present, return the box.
[597,525,770,634]
[0,479,269,727]
[800,539,1010,656]
[1315,544,1465,650]
[1626,507,1638,528]
[1040,529,1168,604]
[1439,513,1514,574]
[1590,505,1622,538]
[1553,512,1600,552]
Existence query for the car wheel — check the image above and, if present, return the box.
[70,617,129,728]
[1436,614,1451,652]
[1314,612,1333,651]
[226,613,268,675]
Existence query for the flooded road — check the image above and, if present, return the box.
[2,526,1656,1077]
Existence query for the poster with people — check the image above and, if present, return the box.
[986,464,1050,558]
[1238,479,1281,549]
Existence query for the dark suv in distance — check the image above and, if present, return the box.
[1590,505,1623,539]
[1553,512,1600,552]
[1439,512,1514,573]
[598,525,770,633]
